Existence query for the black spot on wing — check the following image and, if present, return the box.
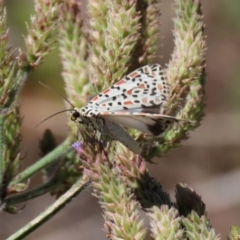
[149,64,160,71]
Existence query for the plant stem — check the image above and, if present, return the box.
[6,175,90,240]
[10,138,72,187]
[0,115,4,201]
[6,177,61,205]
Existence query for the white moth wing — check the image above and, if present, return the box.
[87,64,169,114]
[102,119,141,153]
[101,113,179,136]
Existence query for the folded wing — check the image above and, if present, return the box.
[87,64,169,114]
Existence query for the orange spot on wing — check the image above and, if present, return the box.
[157,84,163,90]
[102,103,106,107]
[124,101,133,105]
[92,96,99,101]
[142,98,148,104]
[139,83,145,89]
[129,72,138,78]
[116,79,126,85]
[127,89,132,95]
[103,89,110,94]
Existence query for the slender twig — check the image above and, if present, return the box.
[6,177,62,205]
[10,138,71,187]
[0,115,4,201]
[6,175,90,240]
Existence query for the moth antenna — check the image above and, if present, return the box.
[35,109,73,128]
[38,81,75,108]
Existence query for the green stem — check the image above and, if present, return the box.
[6,177,61,205]
[6,175,90,240]
[10,138,72,187]
[0,115,4,201]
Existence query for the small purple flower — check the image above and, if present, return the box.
[72,141,84,154]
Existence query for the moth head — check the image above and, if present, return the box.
[71,108,81,121]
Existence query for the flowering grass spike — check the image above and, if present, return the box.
[71,64,186,153]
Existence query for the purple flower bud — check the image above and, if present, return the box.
[72,141,84,154]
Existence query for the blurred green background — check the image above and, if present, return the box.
[1,0,240,239]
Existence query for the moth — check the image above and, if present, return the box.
[71,64,184,153]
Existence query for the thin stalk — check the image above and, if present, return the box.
[10,138,71,187]
[0,115,4,201]
[6,175,90,240]
[6,177,62,205]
